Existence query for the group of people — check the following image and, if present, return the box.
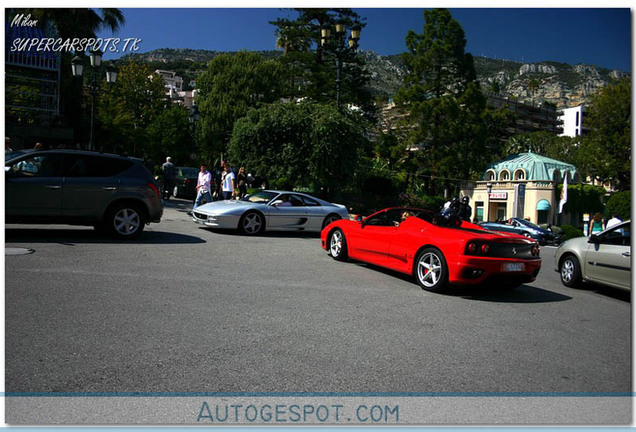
[441,196,472,223]
[166,159,248,216]
[589,212,622,236]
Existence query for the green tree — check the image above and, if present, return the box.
[95,95,135,155]
[399,9,475,99]
[503,131,579,164]
[605,191,631,221]
[577,77,631,191]
[395,9,508,195]
[146,106,194,165]
[270,9,376,118]
[98,61,167,156]
[557,183,605,218]
[228,102,369,198]
[195,52,287,160]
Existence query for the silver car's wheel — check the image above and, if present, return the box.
[240,211,264,235]
[414,248,448,292]
[322,214,341,230]
[560,255,582,288]
[328,229,348,261]
[107,204,145,239]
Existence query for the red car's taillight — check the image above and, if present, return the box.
[466,241,491,256]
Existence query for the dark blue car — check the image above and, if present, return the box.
[480,218,563,246]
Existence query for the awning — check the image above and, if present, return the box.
[537,199,551,211]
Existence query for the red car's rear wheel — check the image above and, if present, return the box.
[414,248,448,292]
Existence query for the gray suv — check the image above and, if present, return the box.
[5,149,163,239]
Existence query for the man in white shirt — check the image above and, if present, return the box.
[606,214,622,229]
[189,164,212,214]
[221,160,236,200]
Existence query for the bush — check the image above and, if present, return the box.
[270,177,293,191]
[605,191,631,221]
[560,224,584,240]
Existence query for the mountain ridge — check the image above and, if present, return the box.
[121,48,630,108]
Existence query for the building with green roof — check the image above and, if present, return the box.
[461,152,580,225]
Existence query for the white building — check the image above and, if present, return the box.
[559,105,586,137]
[152,70,197,108]
[155,69,183,93]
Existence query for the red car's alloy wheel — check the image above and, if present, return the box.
[415,248,448,292]
[328,229,348,261]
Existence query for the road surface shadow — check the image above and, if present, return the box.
[5,227,205,245]
[198,227,320,239]
[458,284,573,303]
[354,262,573,303]
[567,282,631,303]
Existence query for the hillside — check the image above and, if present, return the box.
[122,48,629,108]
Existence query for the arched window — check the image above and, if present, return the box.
[514,169,526,180]
[486,170,496,181]
[499,170,510,181]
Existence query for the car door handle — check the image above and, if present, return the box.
[622,252,630,257]
[102,187,117,191]
[45,185,61,189]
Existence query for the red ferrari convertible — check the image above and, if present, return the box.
[320,207,541,292]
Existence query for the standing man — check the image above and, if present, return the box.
[606,213,622,229]
[459,196,472,222]
[220,160,236,200]
[162,157,176,200]
[188,164,213,216]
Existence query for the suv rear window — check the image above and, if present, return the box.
[65,155,134,177]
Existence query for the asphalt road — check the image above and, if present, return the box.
[5,198,631,394]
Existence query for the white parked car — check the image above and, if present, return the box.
[555,221,631,291]
[191,190,349,235]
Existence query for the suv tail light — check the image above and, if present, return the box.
[147,182,161,199]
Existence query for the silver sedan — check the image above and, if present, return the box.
[555,220,631,291]
[191,190,350,235]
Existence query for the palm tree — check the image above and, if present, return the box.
[23,8,125,39]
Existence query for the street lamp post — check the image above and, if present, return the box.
[71,50,117,151]
[320,21,361,109]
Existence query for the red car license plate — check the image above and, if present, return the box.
[503,262,525,272]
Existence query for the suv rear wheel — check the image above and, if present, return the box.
[106,203,145,239]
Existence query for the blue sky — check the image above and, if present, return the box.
[97,8,632,72]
